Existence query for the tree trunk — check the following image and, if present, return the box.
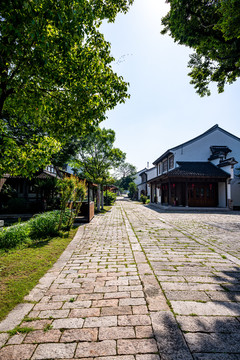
[101,185,104,210]
[97,185,100,212]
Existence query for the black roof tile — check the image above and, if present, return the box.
[168,162,230,178]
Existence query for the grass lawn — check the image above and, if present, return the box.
[95,205,113,214]
[0,228,78,322]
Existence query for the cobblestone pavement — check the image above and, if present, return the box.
[0,199,240,359]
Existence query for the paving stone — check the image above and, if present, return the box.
[92,299,119,307]
[51,295,78,302]
[104,292,130,299]
[70,308,100,317]
[193,354,239,360]
[207,291,240,302]
[171,300,240,316]
[165,290,210,301]
[106,280,129,286]
[94,286,118,293]
[117,339,158,354]
[118,286,142,292]
[24,330,61,343]
[96,356,134,360]
[32,342,76,359]
[39,309,69,319]
[185,332,240,352]
[0,303,34,331]
[84,316,117,328]
[0,333,9,348]
[161,282,223,291]
[60,328,98,342]
[101,306,132,316]
[77,293,103,300]
[151,311,193,360]
[33,302,63,311]
[136,355,160,360]
[62,300,91,309]
[20,319,52,330]
[26,310,40,318]
[7,334,25,345]
[52,317,84,329]
[135,326,154,338]
[131,290,144,297]
[118,315,151,326]
[119,298,146,306]
[176,315,240,333]
[132,305,148,314]
[75,340,116,357]
[0,344,36,360]
[99,326,135,340]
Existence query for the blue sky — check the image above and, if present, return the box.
[101,0,240,171]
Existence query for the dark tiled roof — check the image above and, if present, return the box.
[210,145,232,154]
[168,162,230,178]
[208,145,232,160]
[218,157,238,168]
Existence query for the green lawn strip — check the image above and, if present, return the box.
[95,205,113,214]
[0,228,78,322]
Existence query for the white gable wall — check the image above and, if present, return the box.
[173,128,240,166]
[134,171,145,186]
[147,167,157,181]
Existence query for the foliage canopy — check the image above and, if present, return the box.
[162,0,240,96]
[72,127,125,185]
[0,0,133,176]
[114,162,136,191]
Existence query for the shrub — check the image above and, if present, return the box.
[104,191,117,205]
[57,176,86,231]
[29,210,72,240]
[0,223,31,249]
[140,194,148,204]
[29,211,59,239]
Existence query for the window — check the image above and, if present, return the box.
[169,155,174,169]
[47,165,56,174]
[163,160,168,172]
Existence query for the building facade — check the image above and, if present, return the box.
[148,125,240,209]
[137,167,157,199]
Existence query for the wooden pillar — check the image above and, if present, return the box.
[225,180,228,208]
[185,181,188,207]
[87,182,90,223]
[168,181,171,205]
[151,183,154,203]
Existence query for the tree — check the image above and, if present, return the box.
[72,127,125,211]
[128,181,137,200]
[115,162,137,179]
[114,162,136,191]
[0,0,133,176]
[57,175,86,231]
[161,0,240,96]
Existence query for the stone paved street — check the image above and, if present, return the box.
[0,199,240,359]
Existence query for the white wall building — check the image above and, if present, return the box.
[136,167,157,199]
[147,125,240,209]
